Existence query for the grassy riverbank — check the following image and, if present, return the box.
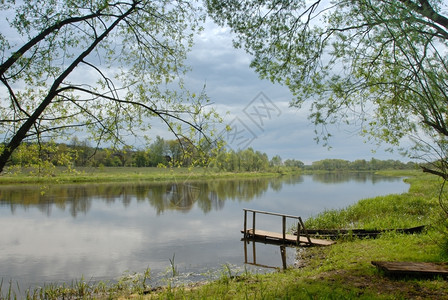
[0,166,289,184]
[3,170,448,299]
[0,166,419,185]
[141,171,447,299]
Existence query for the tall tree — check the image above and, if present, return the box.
[0,0,217,173]
[207,0,448,178]
[148,136,168,166]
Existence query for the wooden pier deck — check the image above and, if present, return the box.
[372,261,448,278]
[242,228,335,246]
[242,209,335,246]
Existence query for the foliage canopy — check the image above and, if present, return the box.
[0,0,220,173]
[207,0,448,178]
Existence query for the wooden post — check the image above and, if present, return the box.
[296,220,300,244]
[252,239,256,264]
[282,215,286,242]
[280,245,287,270]
[243,209,247,238]
[244,237,248,263]
[299,217,312,244]
[252,211,256,237]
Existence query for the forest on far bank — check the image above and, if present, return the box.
[4,136,418,173]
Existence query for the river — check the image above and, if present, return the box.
[0,172,408,292]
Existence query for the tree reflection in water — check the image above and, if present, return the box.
[0,175,305,217]
[311,172,397,184]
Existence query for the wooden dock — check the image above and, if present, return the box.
[372,261,448,278]
[242,209,335,246]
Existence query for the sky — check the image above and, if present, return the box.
[181,19,410,164]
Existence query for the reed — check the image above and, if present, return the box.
[168,254,178,278]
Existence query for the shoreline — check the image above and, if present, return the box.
[0,166,419,185]
[0,166,289,184]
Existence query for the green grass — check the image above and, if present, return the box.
[304,173,441,230]
[0,166,288,184]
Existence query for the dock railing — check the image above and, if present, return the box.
[243,208,312,245]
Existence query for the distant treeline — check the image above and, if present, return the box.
[5,137,417,172]
[7,136,202,169]
[307,158,417,171]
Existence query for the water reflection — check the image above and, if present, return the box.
[243,240,292,270]
[0,176,304,216]
[311,172,397,184]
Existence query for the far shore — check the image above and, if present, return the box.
[0,166,419,185]
[0,166,293,185]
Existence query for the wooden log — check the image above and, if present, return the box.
[295,225,425,239]
[242,229,335,246]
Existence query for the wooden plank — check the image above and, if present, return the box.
[243,229,335,246]
[372,261,448,278]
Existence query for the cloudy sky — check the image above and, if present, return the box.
[182,19,409,164]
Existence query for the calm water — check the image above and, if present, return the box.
[0,173,408,291]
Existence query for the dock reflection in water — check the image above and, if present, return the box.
[243,240,290,270]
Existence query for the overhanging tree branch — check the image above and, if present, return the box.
[0,1,140,172]
[0,10,109,78]
[0,1,217,174]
